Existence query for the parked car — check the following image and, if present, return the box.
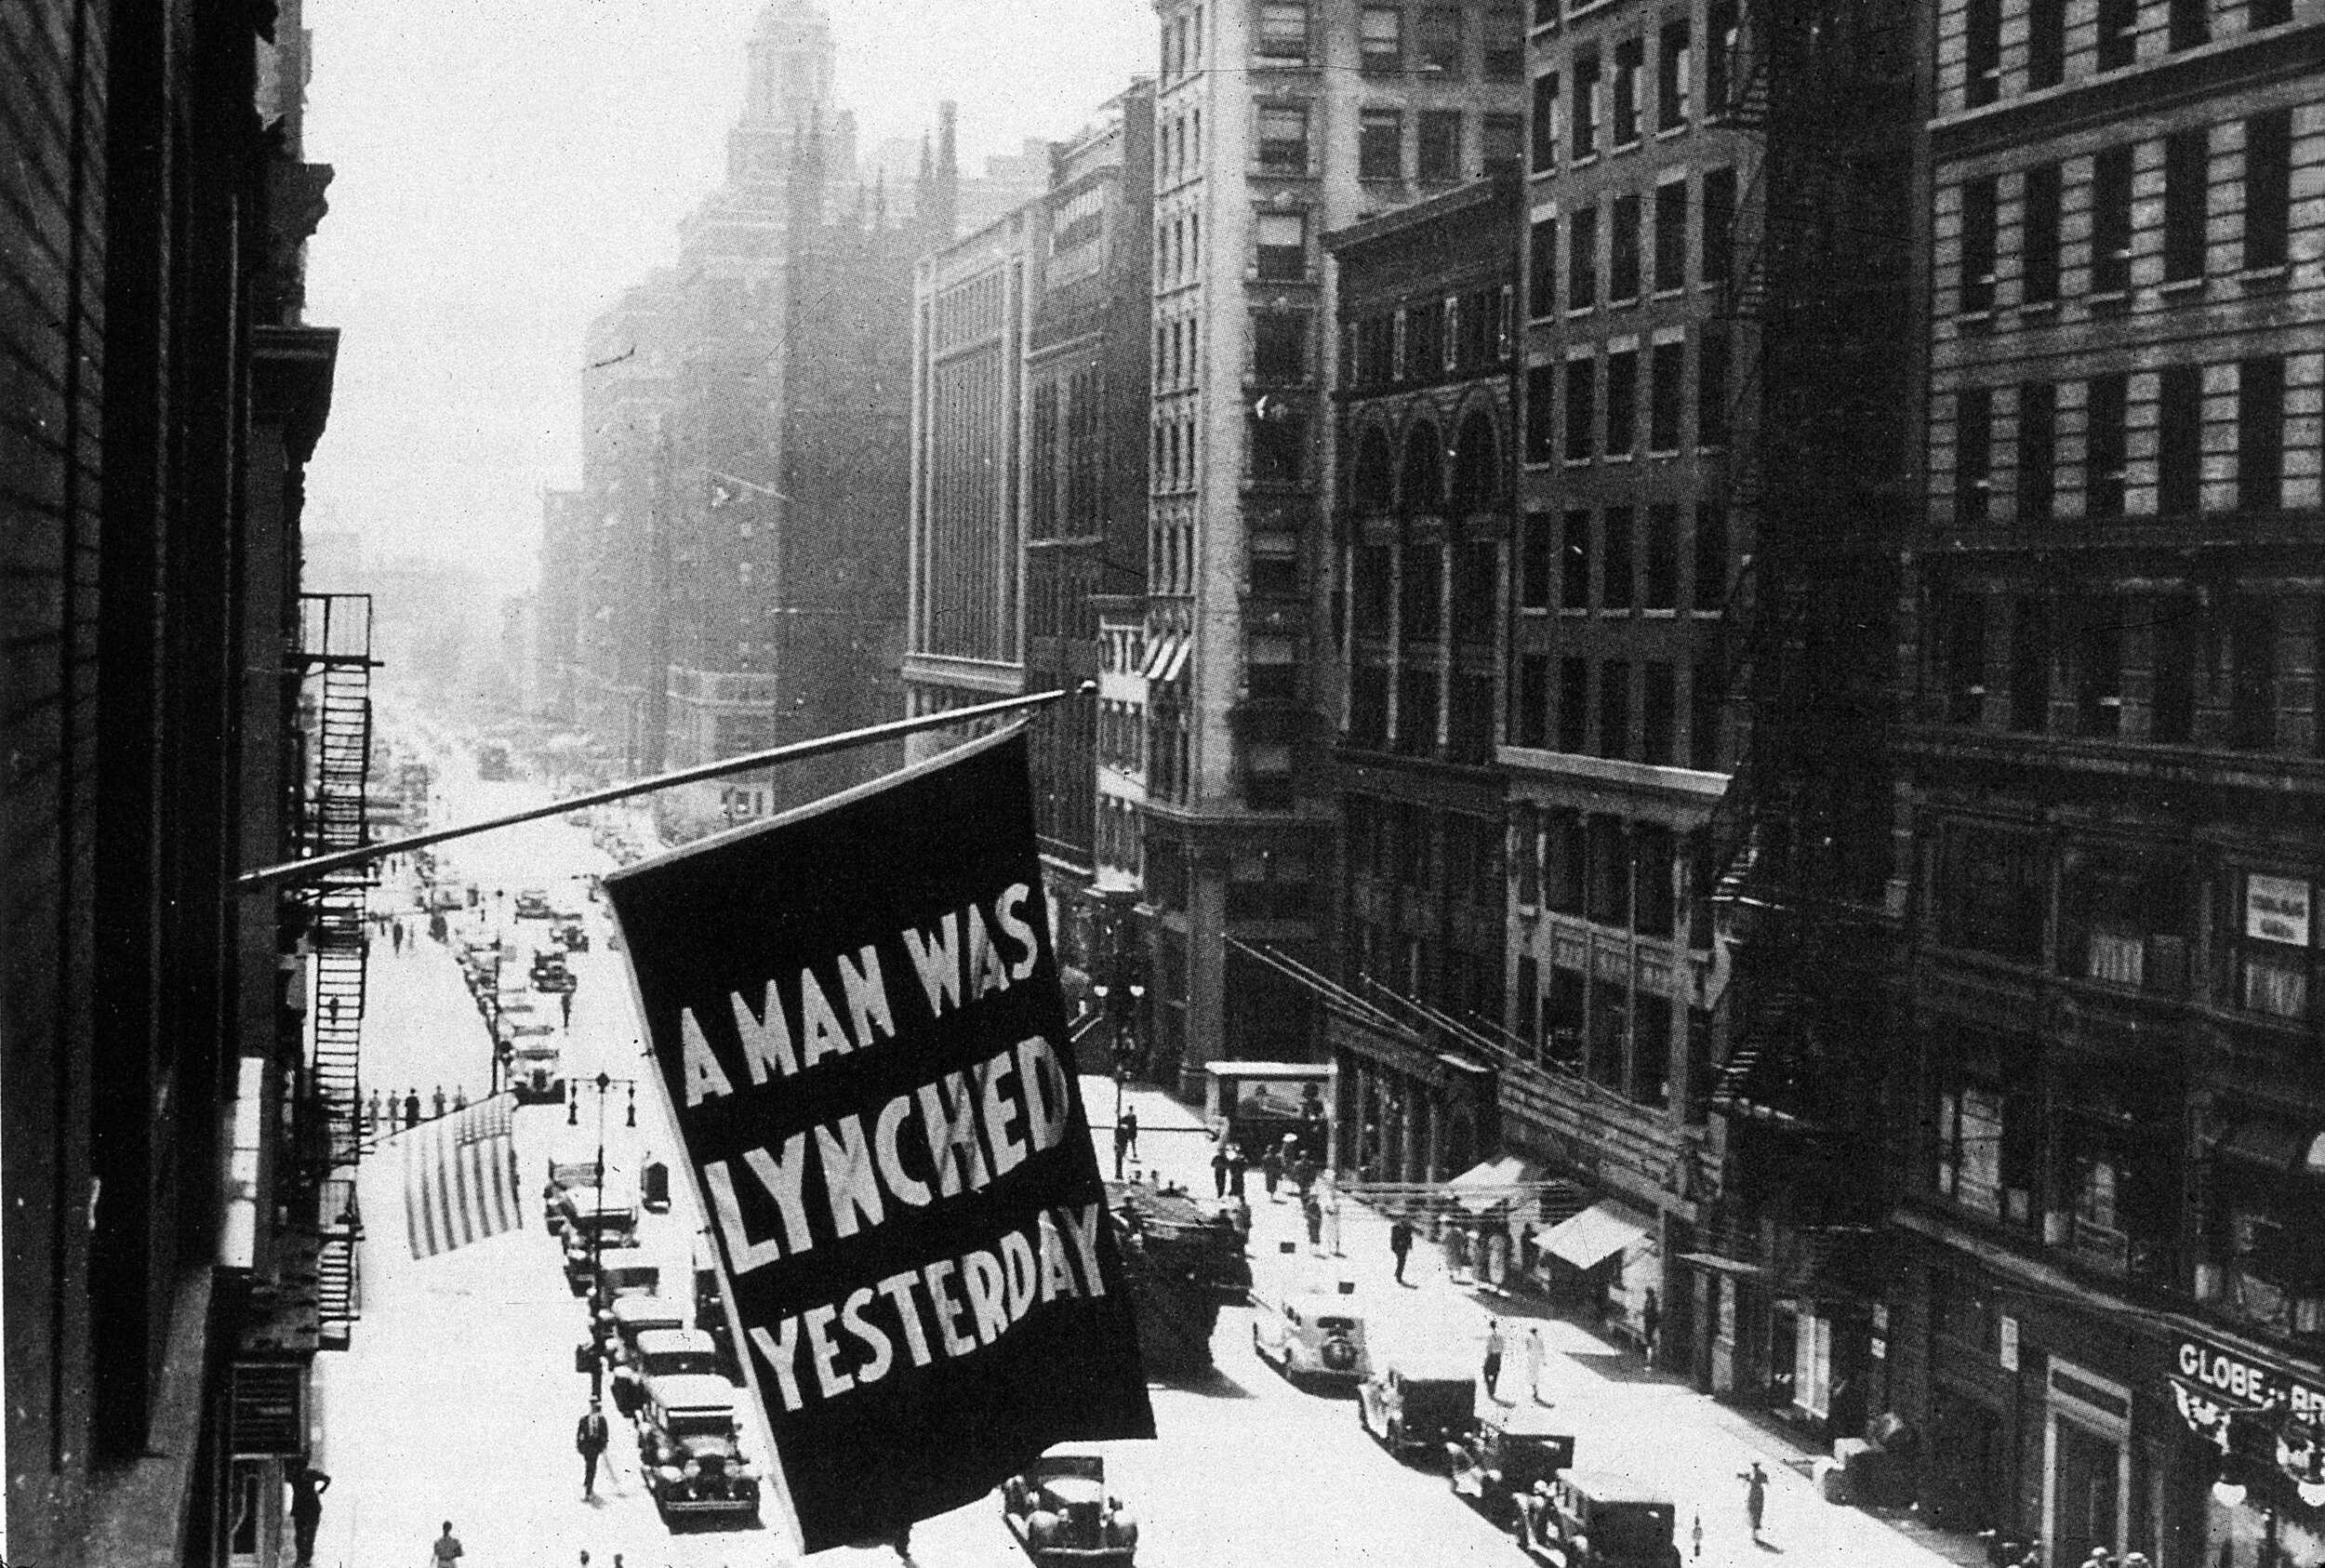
[530,951,574,992]
[1251,1291,1370,1388]
[1447,1402,1576,1528]
[1357,1356,1477,1460]
[614,1327,725,1418]
[603,1296,687,1415]
[635,1375,761,1525]
[1513,1469,1682,1568]
[1000,1452,1137,1566]
[553,920,591,951]
[542,1156,603,1233]
[513,887,554,920]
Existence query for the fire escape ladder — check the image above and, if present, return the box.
[298,593,376,1175]
[316,1176,363,1351]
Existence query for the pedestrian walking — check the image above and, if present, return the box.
[366,1088,382,1134]
[1482,1319,1507,1401]
[286,1459,330,1566]
[432,1521,464,1566]
[453,1087,468,1111]
[1642,1287,1662,1363]
[1210,1143,1229,1199]
[1388,1215,1415,1284]
[432,1084,447,1119]
[1740,1461,1769,1542]
[1111,1115,1133,1181]
[403,1089,421,1130]
[560,989,574,1027]
[1303,1190,1324,1251]
[1292,1152,1319,1200]
[1260,1142,1284,1200]
[1119,1107,1138,1161]
[576,1397,611,1498]
[1226,1143,1248,1199]
[1521,1323,1548,1404]
[1691,1512,1704,1560]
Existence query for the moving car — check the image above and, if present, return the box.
[1513,1469,1682,1568]
[530,950,574,992]
[553,919,591,951]
[1447,1402,1576,1528]
[1252,1291,1370,1388]
[635,1375,762,1525]
[510,1040,563,1105]
[1001,1452,1137,1566]
[1357,1356,1478,1459]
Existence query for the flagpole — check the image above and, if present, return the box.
[237,684,1086,895]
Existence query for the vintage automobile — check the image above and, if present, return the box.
[1251,1291,1370,1388]
[1357,1356,1478,1459]
[602,1296,689,1414]
[510,1041,563,1106]
[635,1375,762,1525]
[1513,1469,1683,1568]
[1000,1452,1137,1566]
[553,920,591,951]
[499,999,555,1040]
[542,1155,602,1233]
[1447,1402,1576,1527]
[530,951,575,992]
[513,887,555,920]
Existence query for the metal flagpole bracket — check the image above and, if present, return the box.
[236,684,1091,896]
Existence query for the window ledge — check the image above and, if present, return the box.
[1564,457,1594,469]
[1571,153,1601,169]
[2018,297,2060,316]
[1604,451,1637,464]
[2089,288,2132,310]
[1613,137,1644,154]
[1567,303,1599,317]
[1642,607,1679,618]
[1652,286,1687,301]
[2157,274,2207,297]
[1611,292,1642,309]
[2237,263,2292,287]
[1657,122,1690,139]
[1648,445,1682,458]
[1957,308,1994,327]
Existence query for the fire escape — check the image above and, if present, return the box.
[296,591,376,1349]
[1691,0,1918,1306]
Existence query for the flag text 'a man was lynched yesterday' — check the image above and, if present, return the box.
[676,881,1104,1413]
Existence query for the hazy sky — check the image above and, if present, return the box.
[302,0,1152,589]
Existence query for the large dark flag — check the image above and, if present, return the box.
[604,727,1154,1553]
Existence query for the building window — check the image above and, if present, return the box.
[2092,146,2133,295]
[2239,355,2285,512]
[1942,592,1987,724]
[1531,71,1561,171]
[2226,595,2278,750]
[2028,0,2066,86]
[1604,349,1638,455]
[1613,38,1644,145]
[1418,111,1463,180]
[1558,658,1589,751]
[1960,178,1998,313]
[1253,311,1308,383]
[1654,179,1689,292]
[1257,0,1310,61]
[1484,7,1524,78]
[2023,164,2062,305]
[1611,192,1642,300]
[1707,0,1739,113]
[1248,400,1308,484]
[1525,363,1557,462]
[1400,542,1443,644]
[1696,328,1729,445]
[2158,365,2202,517]
[2017,380,2057,520]
[1643,661,1677,764]
[2151,591,2198,743]
[1933,1082,2006,1216]
[1529,216,1559,317]
[1693,504,1728,610]
[1966,0,2001,103]
[1650,340,1684,452]
[2086,373,2129,520]
[1690,658,1723,767]
[1956,388,1993,524]
[1568,203,1599,307]
[2098,0,2139,69]
[1599,660,1632,759]
[1659,19,1691,128]
[1573,49,1601,158]
[2169,0,2209,49]
[1602,507,1636,610]
[2245,111,2292,271]
[1258,104,1310,172]
[2163,129,2209,284]
[1701,166,1735,285]
[2069,596,2128,739]
[1936,824,2047,963]
[1256,211,1306,279]
[1360,109,1404,179]
[2008,595,2053,733]
[1521,512,1555,607]
[2234,870,2314,1019]
[1482,113,1524,169]
[1561,511,1591,610]
[1418,6,1464,73]
[1564,357,1597,458]
[1361,5,1404,73]
[1519,655,1550,747]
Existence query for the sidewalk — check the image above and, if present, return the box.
[1094,1077,1985,1568]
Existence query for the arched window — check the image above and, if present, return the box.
[1451,408,1503,515]
[1402,422,1444,514]
[1353,426,1395,514]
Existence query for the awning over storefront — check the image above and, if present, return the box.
[1677,1251,1769,1280]
[2215,1117,2325,1176]
[1140,634,1181,682]
[1446,1157,1536,1213]
[1541,1200,1654,1270]
[1161,636,1193,684]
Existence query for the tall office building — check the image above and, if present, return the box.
[1893,0,2325,1560]
[1143,0,1525,1087]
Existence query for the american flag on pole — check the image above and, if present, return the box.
[402,1094,524,1259]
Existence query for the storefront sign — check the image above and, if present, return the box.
[2246,875,2312,946]
[2175,1338,2325,1418]
[2173,1336,2325,1494]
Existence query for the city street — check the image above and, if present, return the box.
[302,721,1985,1568]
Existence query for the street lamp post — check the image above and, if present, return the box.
[570,1070,638,1400]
